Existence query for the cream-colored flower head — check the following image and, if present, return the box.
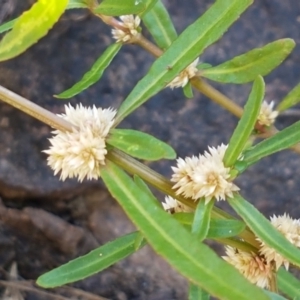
[223,247,273,289]
[171,144,239,203]
[162,196,193,213]
[257,100,278,127]
[44,104,116,182]
[258,213,300,270]
[171,155,202,199]
[167,58,199,89]
[111,15,141,43]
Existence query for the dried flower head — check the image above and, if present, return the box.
[111,15,141,43]
[162,196,193,213]
[44,104,116,182]
[171,144,239,203]
[257,100,278,127]
[258,213,300,270]
[167,58,199,89]
[223,247,273,289]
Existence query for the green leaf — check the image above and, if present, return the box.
[0,0,68,62]
[101,162,268,300]
[55,43,121,98]
[0,0,87,36]
[228,194,300,269]
[174,213,246,239]
[201,39,295,83]
[142,0,177,50]
[263,291,288,300]
[36,232,145,288]
[278,268,300,299]
[192,200,214,240]
[183,82,194,98]
[208,219,246,239]
[243,120,300,166]
[116,0,253,123]
[133,231,145,250]
[277,82,300,111]
[140,0,159,16]
[107,129,176,160]
[94,0,146,16]
[67,0,88,9]
[0,18,17,34]
[189,283,210,300]
[133,175,157,199]
[224,76,265,167]
[197,63,212,70]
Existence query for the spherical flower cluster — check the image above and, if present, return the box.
[258,213,300,270]
[167,58,199,89]
[257,100,278,127]
[44,104,116,182]
[223,214,300,289]
[223,247,273,289]
[171,144,239,204]
[111,15,141,43]
[162,196,193,213]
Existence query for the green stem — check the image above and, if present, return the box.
[133,33,163,57]
[133,33,244,118]
[106,148,259,248]
[0,85,72,132]
[216,237,258,254]
[190,77,244,118]
[268,272,278,293]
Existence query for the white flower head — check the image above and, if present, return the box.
[171,155,202,199]
[257,100,278,127]
[44,104,116,182]
[258,213,300,270]
[171,144,239,203]
[111,15,141,43]
[167,58,199,89]
[162,196,193,213]
[223,247,273,289]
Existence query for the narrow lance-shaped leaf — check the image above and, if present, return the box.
[133,175,158,201]
[243,120,300,166]
[132,176,153,250]
[277,268,300,299]
[0,18,17,34]
[67,0,88,9]
[224,76,264,167]
[262,291,288,300]
[36,232,146,288]
[228,194,300,269]
[56,43,121,99]
[192,199,214,240]
[197,63,212,70]
[277,82,300,111]
[183,82,194,98]
[0,0,68,61]
[116,0,253,123]
[201,39,295,84]
[140,0,159,16]
[189,283,210,300]
[142,0,177,50]
[107,129,176,161]
[0,1,87,36]
[173,213,246,239]
[93,0,146,16]
[101,161,268,300]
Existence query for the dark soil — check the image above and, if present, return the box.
[0,0,300,299]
